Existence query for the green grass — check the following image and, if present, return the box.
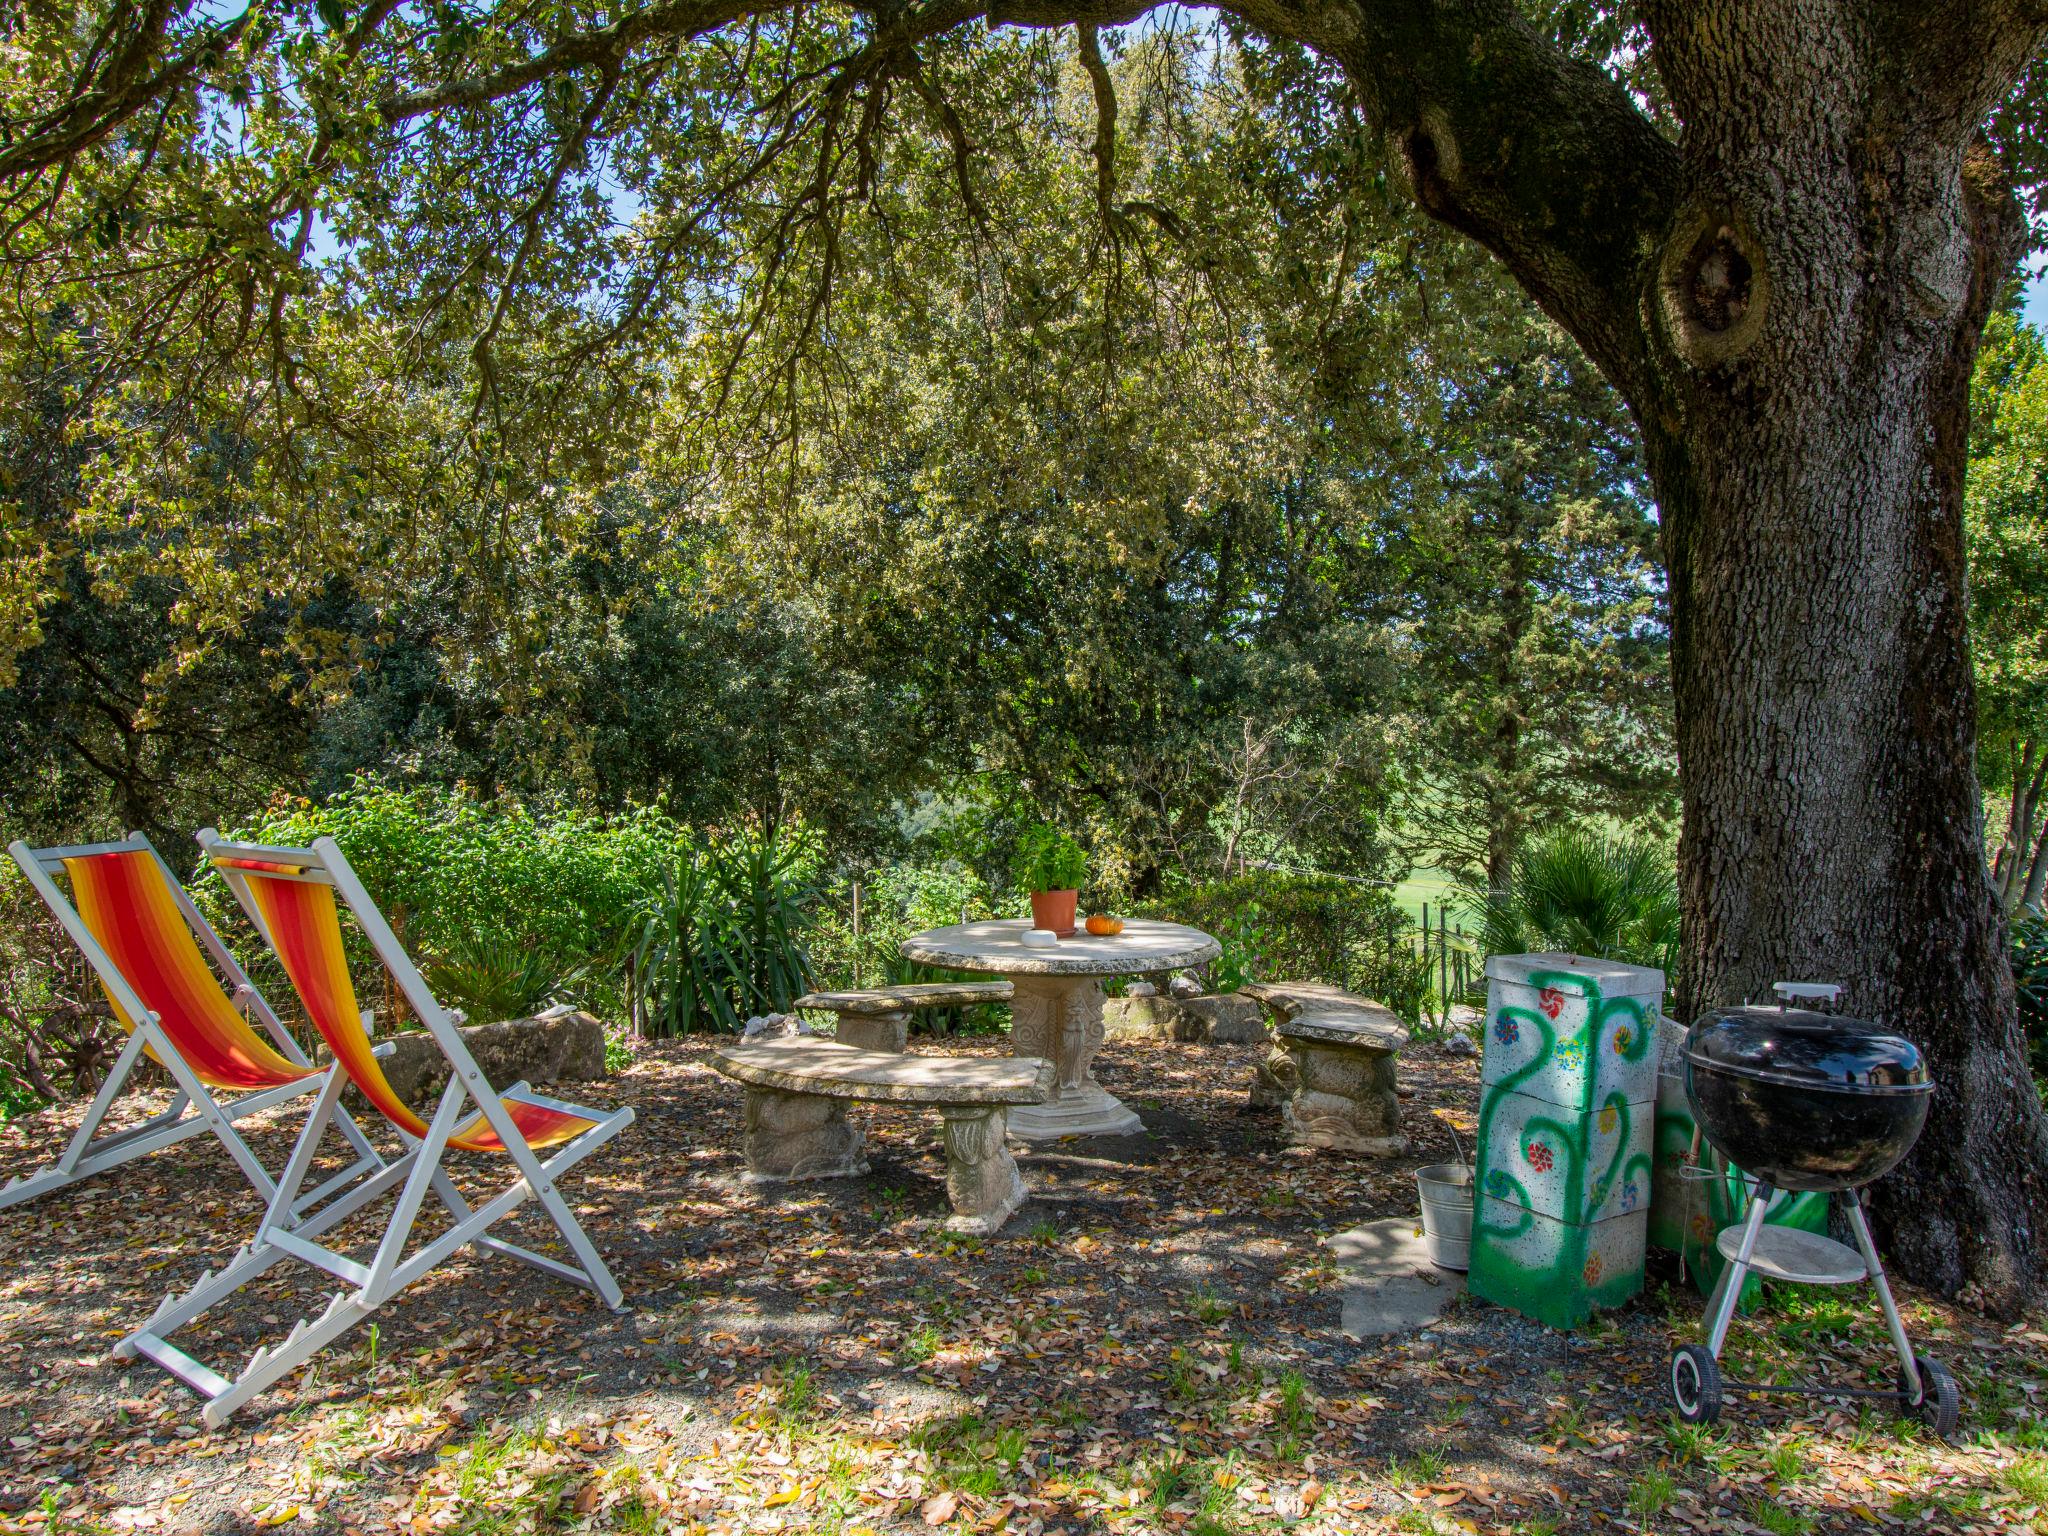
[1276,1370,1314,1436]
[1744,1494,1816,1535]
[773,1361,818,1426]
[2003,1450,2048,1498]
[1385,1446,1449,1487]
[1627,1468,1677,1517]
[1392,865,1461,927]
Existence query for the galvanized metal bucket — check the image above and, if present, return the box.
[1416,1162,1474,1271]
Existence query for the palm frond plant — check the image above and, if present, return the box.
[422,933,588,1022]
[1478,830,1681,980]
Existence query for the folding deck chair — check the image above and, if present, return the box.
[2,834,382,1213]
[118,832,634,1426]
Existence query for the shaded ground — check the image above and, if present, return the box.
[0,1034,2041,1535]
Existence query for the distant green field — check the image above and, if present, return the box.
[1390,864,1468,928]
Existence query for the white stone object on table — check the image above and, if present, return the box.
[899,918,1221,1141]
[1021,928,1059,949]
[712,1037,1055,1234]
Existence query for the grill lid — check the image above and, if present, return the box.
[1682,1006,1934,1096]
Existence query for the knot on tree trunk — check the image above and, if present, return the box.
[1657,205,1771,369]
[1390,110,1461,216]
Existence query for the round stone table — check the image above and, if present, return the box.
[900,919,1220,1141]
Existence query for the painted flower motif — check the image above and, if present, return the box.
[1598,1104,1619,1135]
[1526,1140,1555,1174]
[1690,1212,1713,1241]
[1612,1024,1634,1055]
[1486,1169,1513,1199]
[1584,1253,1605,1286]
[1554,1037,1588,1073]
[1620,1179,1640,1211]
[1589,1178,1610,1209]
[1537,986,1565,1020]
[1493,1015,1521,1047]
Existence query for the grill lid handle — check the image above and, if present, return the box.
[1772,980,1841,1005]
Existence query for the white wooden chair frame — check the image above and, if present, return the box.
[118,832,633,1427]
[2,834,383,1214]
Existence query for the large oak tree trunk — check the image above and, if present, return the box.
[1294,0,2048,1305]
[1647,140,2048,1306]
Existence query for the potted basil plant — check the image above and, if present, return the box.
[1014,826,1087,938]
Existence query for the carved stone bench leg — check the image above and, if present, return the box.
[938,1105,1029,1235]
[835,1010,909,1053]
[1281,1041,1406,1156]
[741,1087,869,1181]
[1248,1042,1297,1109]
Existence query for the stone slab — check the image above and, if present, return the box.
[901,918,1219,978]
[795,983,1013,1015]
[1102,993,1267,1044]
[1279,1010,1407,1051]
[713,1038,1054,1106]
[1241,982,1400,1021]
[1329,1217,1466,1337]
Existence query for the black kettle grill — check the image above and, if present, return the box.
[1668,981,1957,1435]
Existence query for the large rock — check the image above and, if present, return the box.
[1177,993,1269,1044]
[376,1005,608,1111]
[1103,992,1269,1044]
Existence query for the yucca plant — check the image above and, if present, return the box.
[1478,830,1681,980]
[632,849,744,1036]
[720,830,819,1018]
[631,829,819,1036]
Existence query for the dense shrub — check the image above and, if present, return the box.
[1159,871,1429,1024]
[201,778,694,1027]
[808,861,1007,1035]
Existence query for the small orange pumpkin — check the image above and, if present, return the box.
[1085,913,1125,936]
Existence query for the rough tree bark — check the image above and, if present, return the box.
[1220,0,2048,1308]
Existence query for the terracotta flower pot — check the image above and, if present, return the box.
[1029,889,1079,938]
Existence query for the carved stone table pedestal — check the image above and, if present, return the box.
[900,919,1222,1144]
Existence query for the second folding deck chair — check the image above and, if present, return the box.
[118,831,633,1426]
[2,834,382,1213]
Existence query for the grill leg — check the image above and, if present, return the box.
[1843,1188,1920,1398]
[1705,1181,1774,1358]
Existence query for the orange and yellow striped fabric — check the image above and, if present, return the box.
[63,852,315,1092]
[227,864,593,1154]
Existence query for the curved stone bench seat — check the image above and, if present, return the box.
[712,1038,1052,1234]
[792,982,1014,1053]
[1237,986,1410,1156]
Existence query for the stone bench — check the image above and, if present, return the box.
[792,983,1014,1053]
[1276,1010,1408,1156]
[1238,983,1409,1155]
[711,1038,1053,1234]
